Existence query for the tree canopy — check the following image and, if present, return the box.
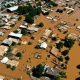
[32,64,44,78]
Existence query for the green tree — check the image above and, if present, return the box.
[39,22,44,27]
[11,66,16,70]
[25,15,34,24]
[65,56,70,61]
[58,56,63,62]
[64,37,75,49]
[76,64,80,69]
[6,64,11,68]
[56,41,64,51]
[21,29,27,35]
[76,77,80,80]
[16,52,22,57]
[18,16,22,21]
[32,64,44,78]
[61,50,69,56]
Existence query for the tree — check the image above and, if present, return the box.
[32,64,44,78]
[61,50,69,56]
[25,15,34,24]
[64,37,75,49]
[56,76,61,80]
[6,64,11,68]
[56,41,64,51]
[21,29,27,35]
[76,77,80,80]
[36,7,42,15]
[52,37,57,41]
[65,56,70,61]
[39,22,44,27]
[76,64,80,69]
[18,16,22,21]
[11,66,16,70]
[28,41,32,45]
[16,52,22,57]
[11,41,16,46]
[58,56,63,62]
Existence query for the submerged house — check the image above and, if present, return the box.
[7,6,18,12]
[8,32,22,39]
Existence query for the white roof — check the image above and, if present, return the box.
[1,57,9,63]
[0,75,5,80]
[7,6,18,12]
[9,32,22,38]
[40,42,47,49]
[19,25,26,28]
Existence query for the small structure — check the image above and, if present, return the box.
[6,60,19,67]
[0,75,5,80]
[19,25,27,29]
[12,48,18,55]
[50,46,59,56]
[0,45,8,56]
[67,33,78,40]
[40,42,47,49]
[0,31,4,36]
[2,38,13,46]
[42,29,52,38]
[76,26,80,32]
[8,32,22,39]
[1,57,9,63]
[7,6,18,12]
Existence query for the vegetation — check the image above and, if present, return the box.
[28,41,32,45]
[59,72,67,78]
[35,45,40,49]
[56,41,64,51]
[14,30,18,33]
[76,64,80,69]
[61,50,69,56]
[65,56,70,61]
[76,77,80,80]
[11,41,16,46]
[18,16,22,21]
[6,64,11,68]
[38,22,44,27]
[16,52,22,58]
[64,37,75,49]
[58,56,63,62]
[52,37,57,41]
[10,24,15,27]
[21,29,27,35]
[11,66,16,70]
[32,64,44,78]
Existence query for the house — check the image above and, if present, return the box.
[67,33,78,40]
[43,65,62,78]
[40,42,47,49]
[19,25,27,29]
[0,45,8,56]
[7,6,18,12]
[0,75,5,80]
[2,38,13,46]
[50,46,59,57]
[76,26,80,32]
[0,31,4,36]
[6,60,19,67]
[12,48,18,55]
[9,37,20,44]
[1,57,9,63]
[42,29,52,38]
[27,24,39,32]
[8,32,22,39]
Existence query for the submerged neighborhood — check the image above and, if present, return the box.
[0,0,80,80]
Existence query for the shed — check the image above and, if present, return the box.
[7,6,18,12]
[1,57,9,63]
[40,42,47,49]
[0,75,5,80]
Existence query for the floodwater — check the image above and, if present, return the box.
[0,6,80,80]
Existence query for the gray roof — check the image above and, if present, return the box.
[2,38,12,46]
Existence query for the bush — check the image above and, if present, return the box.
[58,56,63,62]
[10,24,15,27]
[65,56,70,61]
[6,64,11,68]
[14,30,18,33]
[52,37,57,41]
[21,29,27,35]
[32,64,44,78]
[35,45,40,49]
[11,66,16,70]
[31,36,35,40]
[18,16,22,21]
[11,41,16,46]
[16,52,22,57]
[38,22,44,27]
[61,50,69,56]
[28,42,32,45]
[76,64,80,69]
